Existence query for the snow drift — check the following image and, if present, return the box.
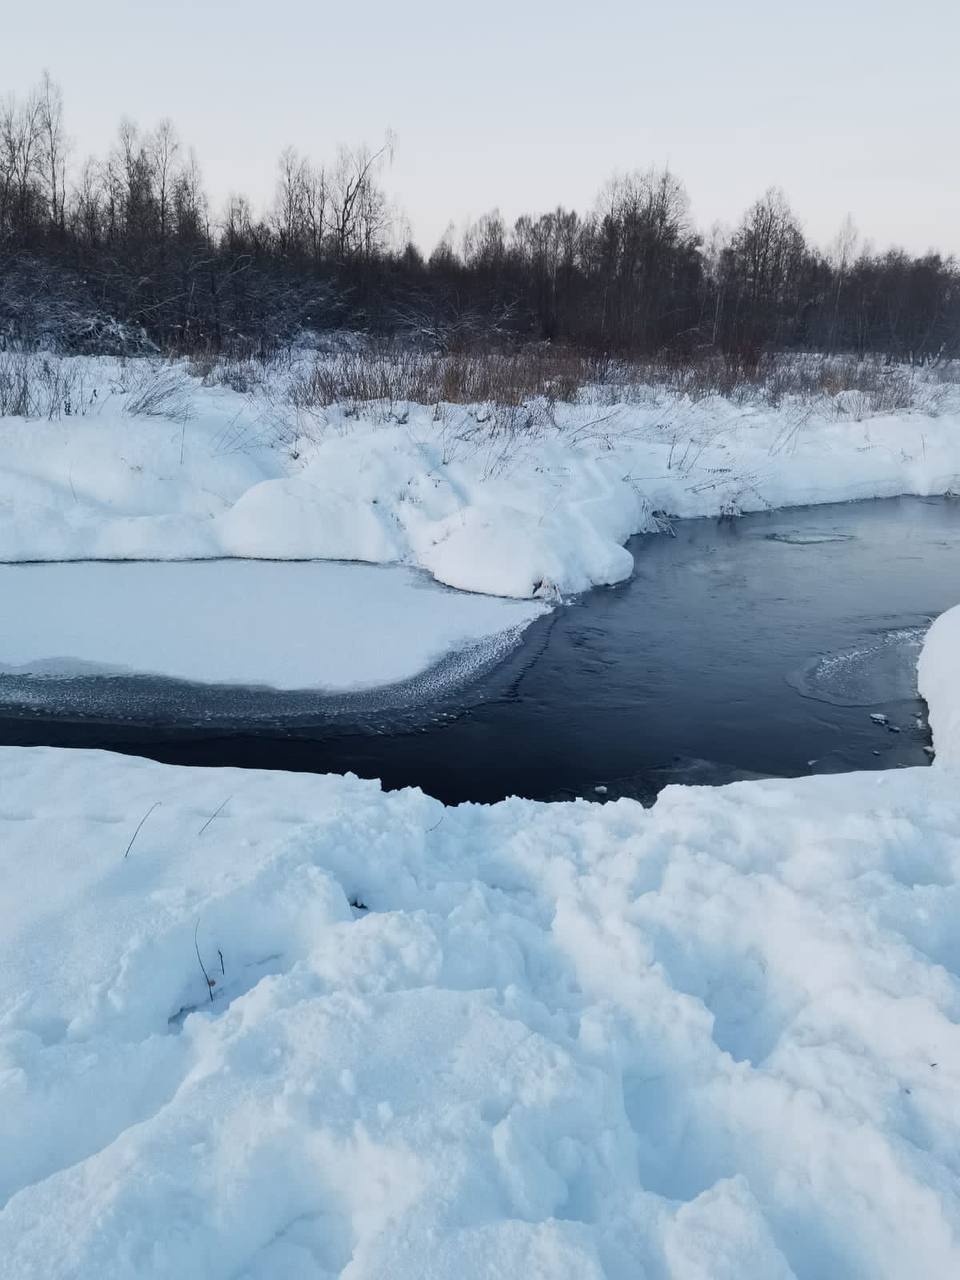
[919,603,960,765]
[1,356,959,597]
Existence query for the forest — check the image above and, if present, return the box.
[2,74,957,362]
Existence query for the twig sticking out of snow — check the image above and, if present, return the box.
[197,795,232,837]
[194,920,215,1002]
[122,801,161,859]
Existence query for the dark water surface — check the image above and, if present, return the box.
[2,496,958,804]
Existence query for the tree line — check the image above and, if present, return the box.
[2,75,957,362]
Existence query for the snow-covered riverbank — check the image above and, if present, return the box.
[2,355,958,599]
[0,607,958,1279]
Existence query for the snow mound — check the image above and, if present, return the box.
[2,730,960,1277]
[2,357,959,597]
[919,603,960,764]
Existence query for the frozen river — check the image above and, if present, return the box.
[1,495,958,803]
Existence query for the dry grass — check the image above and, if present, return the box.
[187,350,268,394]
[0,353,193,422]
[280,347,957,420]
[0,352,90,419]
[121,365,193,420]
[3,346,956,427]
[285,348,599,413]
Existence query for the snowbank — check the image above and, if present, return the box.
[2,744,960,1278]
[0,561,544,691]
[919,603,960,764]
[2,357,958,597]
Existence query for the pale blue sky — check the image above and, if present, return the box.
[3,0,958,254]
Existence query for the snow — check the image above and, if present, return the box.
[0,561,544,691]
[3,355,960,1274]
[1,356,958,598]
[1,609,959,1278]
[918,605,960,765]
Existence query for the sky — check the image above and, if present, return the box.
[2,0,958,256]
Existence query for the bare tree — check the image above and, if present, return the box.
[827,214,859,352]
[0,85,45,234]
[148,119,180,242]
[330,137,392,259]
[171,148,206,241]
[37,72,68,232]
[726,187,806,354]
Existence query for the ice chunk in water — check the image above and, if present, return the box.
[765,530,857,545]
[789,626,928,707]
